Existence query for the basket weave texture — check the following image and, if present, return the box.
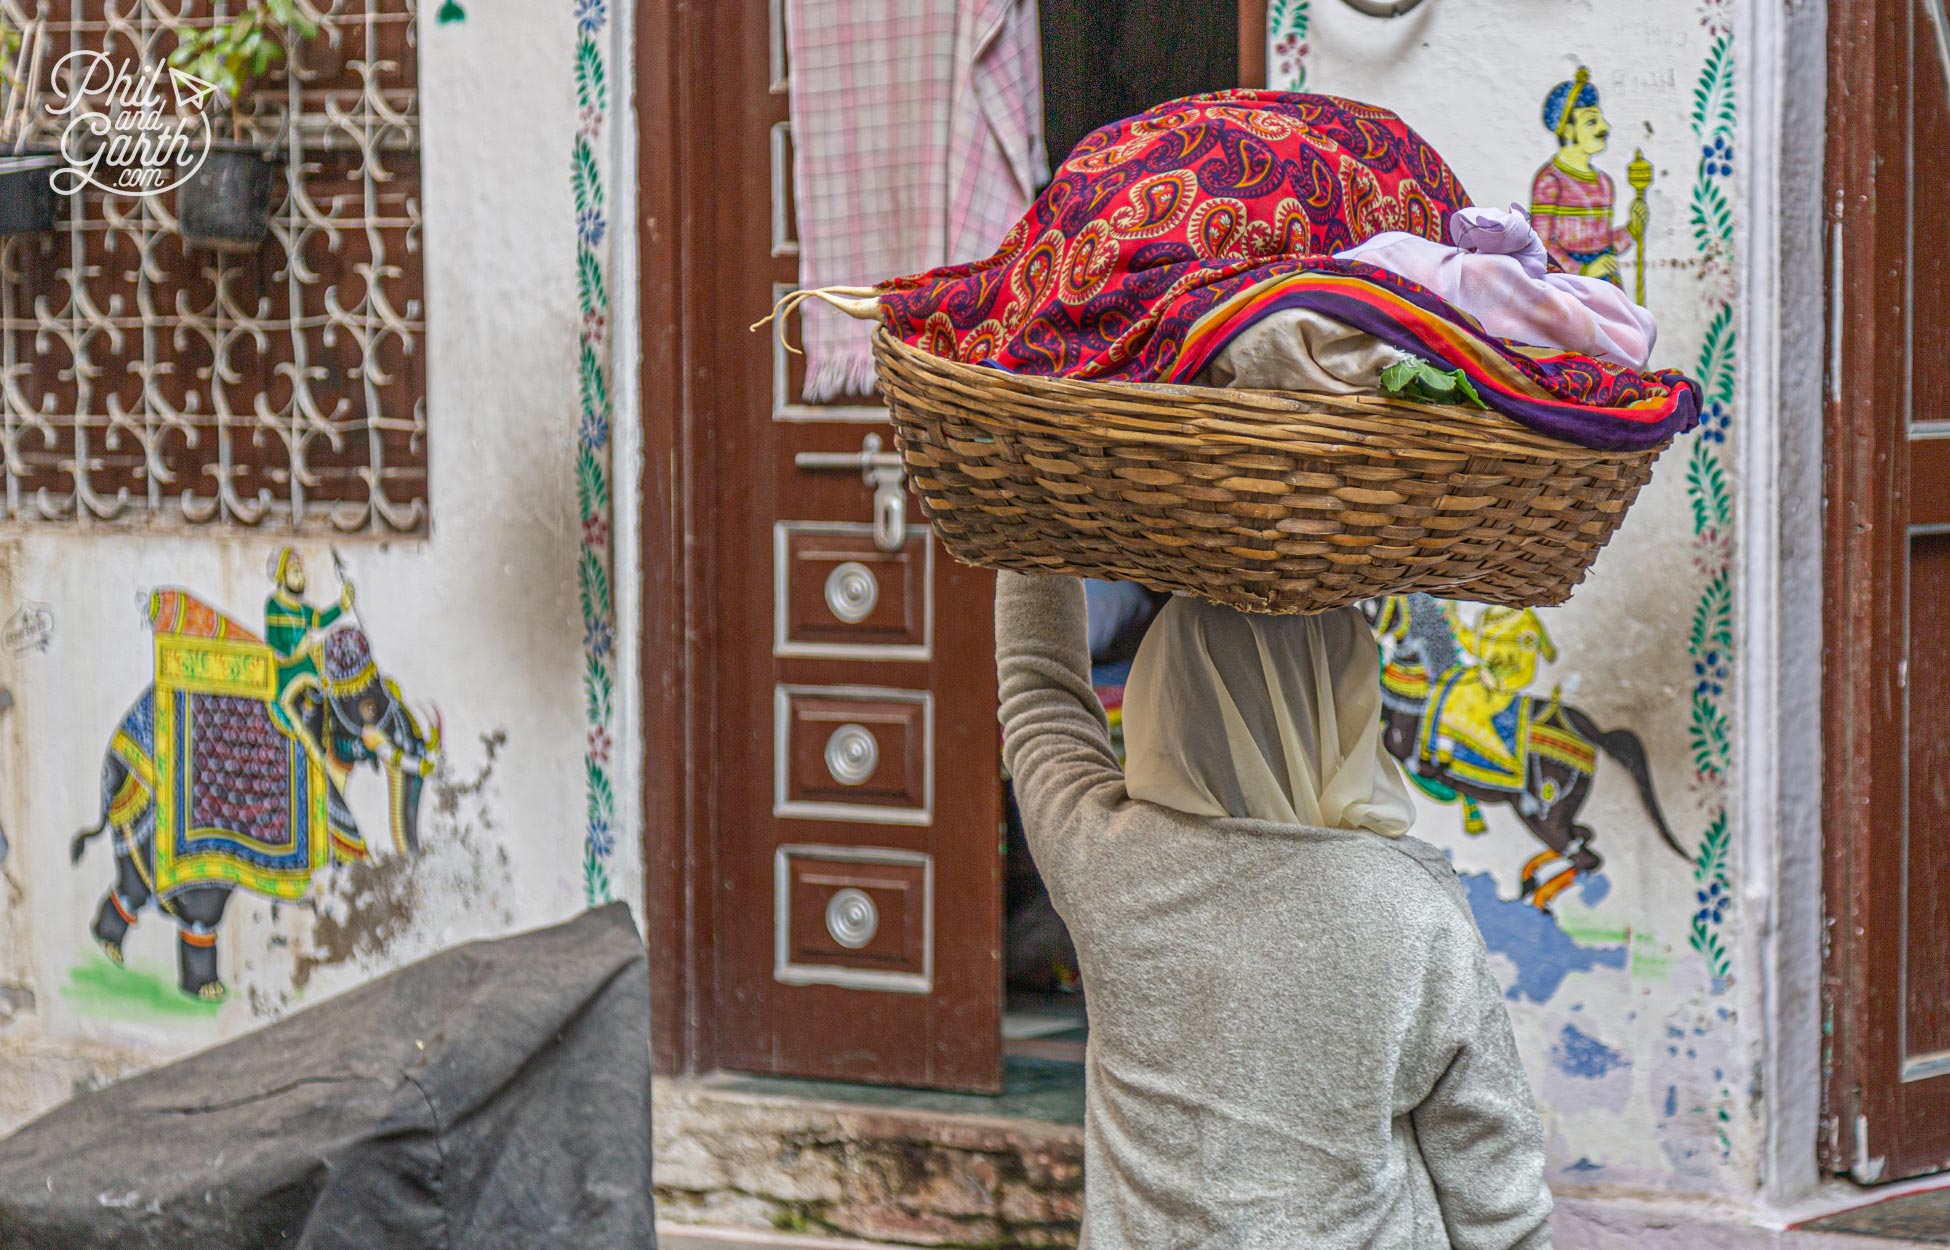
[874,331,1670,614]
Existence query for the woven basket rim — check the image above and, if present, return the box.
[872,329,1667,467]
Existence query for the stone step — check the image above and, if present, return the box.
[655,1073,1083,1248]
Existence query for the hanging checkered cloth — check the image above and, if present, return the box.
[786,0,1045,401]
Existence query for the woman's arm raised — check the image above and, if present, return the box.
[995,571,1126,873]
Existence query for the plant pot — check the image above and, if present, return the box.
[177,141,280,251]
[0,151,63,235]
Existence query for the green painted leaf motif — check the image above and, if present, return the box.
[1689,694,1733,778]
[580,342,610,425]
[1707,450,1733,532]
[576,37,605,114]
[583,845,613,906]
[573,138,603,219]
[1688,927,1731,980]
[1691,34,1736,143]
[576,444,610,519]
[577,548,602,624]
[1686,441,1715,535]
[577,249,607,320]
[1684,442,1734,538]
[584,651,614,725]
[1689,179,1734,252]
[1688,567,1735,657]
[1693,810,1731,876]
[1268,0,1310,38]
[578,548,614,624]
[1696,305,1736,405]
[587,758,616,821]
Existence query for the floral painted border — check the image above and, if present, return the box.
[1268,0,1311,90]
[574,0,617,906]
[1685,3,1735,989]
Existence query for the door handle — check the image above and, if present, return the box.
[794,433,907,552]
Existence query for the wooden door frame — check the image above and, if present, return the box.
[639,0,723,1077]
[1821,0,1939,1182]
[638,0,1272,1080]
[1238,0,1267,87]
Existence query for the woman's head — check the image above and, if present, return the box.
[1121,596,1414,836]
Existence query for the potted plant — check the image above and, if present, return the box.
[168,0,318,250]
[0,20,59,236]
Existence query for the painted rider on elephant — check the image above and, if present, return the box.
[264,547,353,753]
[1420,606,1560,810]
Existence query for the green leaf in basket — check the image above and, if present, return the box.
[1379,354,1421,393]
[1379,355,1488,410]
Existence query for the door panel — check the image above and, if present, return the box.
[701,0,1003,1093]
[1825,0,1950,1180]
[1904,536,1950,1071]
[774,523,933,658]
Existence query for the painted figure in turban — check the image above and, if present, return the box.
[264,547,354,718]
[1531,68,1646,285]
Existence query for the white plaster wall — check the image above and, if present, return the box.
[0,0,638,1132]
[1287,0,1777,1201]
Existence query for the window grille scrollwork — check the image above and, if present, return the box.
[0,0,426,533]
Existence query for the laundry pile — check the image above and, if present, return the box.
[784,89,1703,612]
[875,89,1699,451]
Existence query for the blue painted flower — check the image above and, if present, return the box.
[586,812,616,858]
[1699,399,1730,443]
[1701,134,1733,178]
[576,0,607,35]
[577,207,607,251]
[1694,879,1730,924]
[580,406,611,450]
[1694,648,1728,698]
[584,614,614,660]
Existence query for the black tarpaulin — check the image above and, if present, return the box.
[0,903,655,1250]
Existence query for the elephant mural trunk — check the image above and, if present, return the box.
[71,821,104,865]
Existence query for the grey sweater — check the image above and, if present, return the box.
[997,572,1553,1250]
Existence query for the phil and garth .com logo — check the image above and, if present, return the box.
[45,52,220,197]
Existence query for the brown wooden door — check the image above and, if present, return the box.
[646,0,1004,1093]
[1824,0,1950,1181]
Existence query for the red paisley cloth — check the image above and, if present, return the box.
[876,91,1699,451]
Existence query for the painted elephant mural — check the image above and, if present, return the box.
[1368,593,1684,910]
[70,555,441,1001]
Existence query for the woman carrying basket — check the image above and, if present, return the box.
[998,571,1554,1249]
[794,91,1703,1245]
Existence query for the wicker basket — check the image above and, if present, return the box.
[873,330,1670,614]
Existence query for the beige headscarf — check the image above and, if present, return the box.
[1121,597,1416,837]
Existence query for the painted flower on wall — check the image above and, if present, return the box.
[1700,134,1733,179]
[1698,398,1730,444]
[1268,0,1310,90]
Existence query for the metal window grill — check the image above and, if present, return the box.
[0,0,424,532]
